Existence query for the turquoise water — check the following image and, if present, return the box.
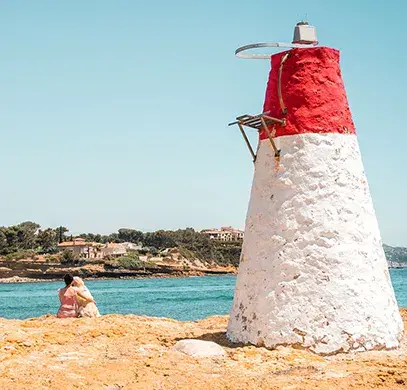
[0,269,406,320]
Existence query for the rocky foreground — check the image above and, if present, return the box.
[0,310,406,390]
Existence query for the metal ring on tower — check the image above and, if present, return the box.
[235,42,317,59]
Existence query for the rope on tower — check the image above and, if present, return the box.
[278,52,290,115]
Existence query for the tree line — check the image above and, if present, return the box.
[0,222,66,255]
[79,227,242,265]
[0,222,242,266]
[2,222,405,267]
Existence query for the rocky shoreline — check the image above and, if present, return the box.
[0,250,238,284]
[0,270,236,284]
[0,260,237,284]
[0,309,405,389]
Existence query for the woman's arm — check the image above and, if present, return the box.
[76,290,96,303]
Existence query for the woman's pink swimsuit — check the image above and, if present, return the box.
[57,287,77,318]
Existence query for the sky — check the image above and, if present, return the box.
[1,0,406,245]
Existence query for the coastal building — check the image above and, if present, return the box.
[201,227,244,242]
[227,22,403,354]
[57,238,103,259]
[121,242,143,251]
[57,239,139,259]
[100,243,127,258]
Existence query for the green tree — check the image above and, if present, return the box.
[16,221,40,250]
[37,228,58,253]
[118,228,144,244]
[107,233,120,243]
[143,230,176,249]
[100,235,111,244]
[118,252,141,269]
[79,233,95,241]
[0,229,8,254]
[60,249,79,264]
[56,226,69,243]
[1,227,18,254]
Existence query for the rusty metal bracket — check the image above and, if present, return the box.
[228,111,285,163]
[278,52,290,115]
[260,117,280,158]
[237,123,256,162]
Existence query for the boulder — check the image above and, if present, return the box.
[174,339,226,358]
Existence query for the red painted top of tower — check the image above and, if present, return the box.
[261,47,355,139]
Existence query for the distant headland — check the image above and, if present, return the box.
[0,222,405,283]
[0,222,241,282]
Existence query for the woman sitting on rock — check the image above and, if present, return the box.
[57,274,96,318]
[72,276,101,318]
[57,274,79,318]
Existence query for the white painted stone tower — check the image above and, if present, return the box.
[227,39,404,354]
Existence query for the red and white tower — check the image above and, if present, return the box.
[227,23,403,354]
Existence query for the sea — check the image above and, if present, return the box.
[0,269,406,320]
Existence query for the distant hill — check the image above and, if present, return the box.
[383,244,407,268]
[1,221,406,270]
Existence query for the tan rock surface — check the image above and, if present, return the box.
[0,310,406,389]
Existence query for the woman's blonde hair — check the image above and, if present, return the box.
[73,276,85,287]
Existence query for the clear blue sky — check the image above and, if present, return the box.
[1,0,406,245]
